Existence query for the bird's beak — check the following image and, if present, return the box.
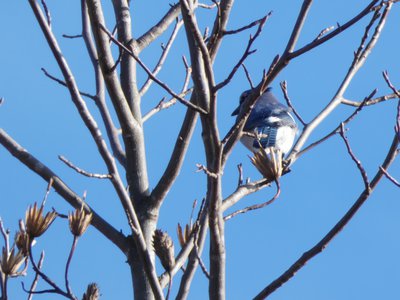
[231,106,240,116]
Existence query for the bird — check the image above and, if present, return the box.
[232,87,298,155]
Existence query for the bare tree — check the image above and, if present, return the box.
[1,1,399,299]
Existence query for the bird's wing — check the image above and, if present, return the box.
[244,107,295,131]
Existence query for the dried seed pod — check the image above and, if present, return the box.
[249,147,283,180]
[69,206,93,237]
[0,247,25,276]
[153,229,175,272]
[82,283,100,300]
[15,229,30,256]
[25,202,57,238]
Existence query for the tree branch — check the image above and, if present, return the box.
[86,0,150,202]
[143,56,192,122]
[41,67,96,100]
[339,123,370,191]
[136,3,182,52]
[280,80,307,126]
[287,2,391,165]
[0,128,127,254]
[288,0,380,59]
[254,133,399,299]
[81,0,126,167]
[214,13,271,91]
[140,19,184,96]
[58,155,112,179]
[101,24,207,115]
[380,166,400,187]
[223,180,280,221]
[297,89,376,158]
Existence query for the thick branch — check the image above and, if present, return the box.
[86,0,150,201]
[28,2,163,298]
[136,3,182,52]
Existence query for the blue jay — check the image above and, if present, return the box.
[232,87,298,155]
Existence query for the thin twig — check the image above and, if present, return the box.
[64,236,78,298]
[62,34,83,39]
[242,64,254,89]
[143,89,192,120]
[313,25,335,41]
[382,70,400,143]
[198,2,218,9]
[224,180,280,221]
[194,240,210,279]
[0,219,9,253]
[339,123,370,191]
[28,244,72,299]
[214,13,271,91]
[288,0,380,59]
[237,163,243,187]
[140,19,184,96]
[41,178,53,206]
[298,89,376,158]
[59,155,112,179]
[195,164,220,178]
[380,166,400,187]
[341,92,399,106]
[280,81,306,126]
[40,0,51,27]
[41,68,96,100]
[27,251,45,300]
[224,14,271,35]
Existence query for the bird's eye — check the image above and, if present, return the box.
[239,89,252,104]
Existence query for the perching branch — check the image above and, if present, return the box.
[223,180,281,221]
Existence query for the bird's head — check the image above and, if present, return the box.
[232,87,272,116]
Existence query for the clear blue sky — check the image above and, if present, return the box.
[1,1,400,299]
